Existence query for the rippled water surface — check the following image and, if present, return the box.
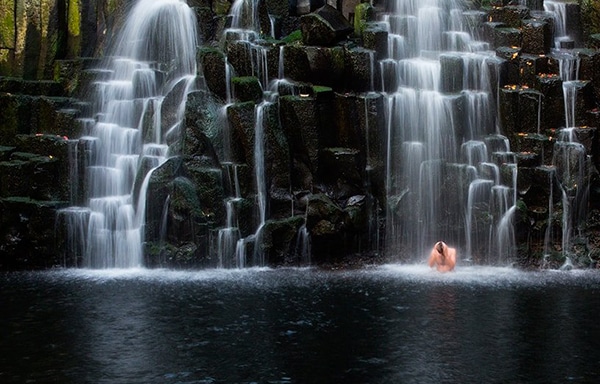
[1,265,600,383]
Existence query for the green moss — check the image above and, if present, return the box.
[1,195,65,208]
[282,30,302,44]
[1,11,14,47]
[312,85,332,94]
[331,46,346,74]
[68,0,80,37]
[197,46,225,60]
[171,176,203,217]
[581,0,600,38]
[231,76,258,86]
[232,76,263,103]
[213,0,231,16]
[473,0,492,8]
[354,3,374,37]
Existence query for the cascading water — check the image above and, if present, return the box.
[59,0,198,268]
[544,1,569,48]
[381,0,516,264]
[216,0,289,267]
[543,2,590,266]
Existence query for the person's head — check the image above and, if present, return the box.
[436,241,444,254]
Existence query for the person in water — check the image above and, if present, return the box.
[428,241,456,272]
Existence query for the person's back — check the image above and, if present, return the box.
[428,241,456,272]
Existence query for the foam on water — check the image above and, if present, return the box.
[24,265,600,289]
[48,266,274,283]
[377,264,600,287]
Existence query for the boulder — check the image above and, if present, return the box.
[232,76,263,103]
[227,101,256,165]
[258,216,304,265]
[319,147,364,200]
[0,197,67,269]
[521,19,552,55]
[353,3,375,37]
[488,5,529,29]
[183,90,222,164]
[300,5,352,46]
[362,22,388,61]
[197,47,227,101]
[279,94,320,174]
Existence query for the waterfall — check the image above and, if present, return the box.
[547,24,590,263]
[250,101,270,266]
[544,1,569,47]
[381,0,515,264]
[295,224,311,265]
[59,0,198,268]
[219,0,279,267]
[229,0,260,31]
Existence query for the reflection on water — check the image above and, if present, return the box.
[1,266,600,383]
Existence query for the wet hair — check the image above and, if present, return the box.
[436,241,444,254]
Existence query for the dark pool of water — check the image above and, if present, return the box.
[1,265,600,384]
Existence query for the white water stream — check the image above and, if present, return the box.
[59,0,198,268]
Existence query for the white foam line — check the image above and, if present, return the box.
[34,265,600,288]
[376,263,600,286]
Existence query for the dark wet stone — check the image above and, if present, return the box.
[303,46,344,88]
[300,5,352,47]
[440,54,464,94]
[522,19,552,54]
[496,46,521,86]
[197,47,227,101]
[319,147,364,194]
[518,54,548,87]
[516,152,541,168]
[514,133,554,166]
[345,47,377,92]
[232,76,263,103]
[484,22,506,48]
[564,2,583,46]
[0,197,68,269]
[589,34,600,50]
[518,89,544,134]
[282,44,312,83]
[193,6,217,42]
[553,141,589,194]
[279,94,320,175]
[0,77,64,96]
[488,5,530,29]
[363,22,388,61]
[494,27,523,49]
[258,216,304,265]
[226,101,256,165]
[533,74,565,131]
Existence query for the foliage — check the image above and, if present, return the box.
[68,0,80,37]
[281,30,302,44]
[580,0,600,38]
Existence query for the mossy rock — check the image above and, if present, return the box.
[588,33,600,49]
[232,76,263,103]
[282,29,302,44]
[184,159,226,223]
[353,3,375,37]
[226,101,256,165]
[0,197,68,269]
[197,47,227,100]
[581,0,600,42]
[258,216,304,265]
[300,5,352,47]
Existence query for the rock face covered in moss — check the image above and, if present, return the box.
[1,0,600,270]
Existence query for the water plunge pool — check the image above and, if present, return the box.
[1,266,599,383]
